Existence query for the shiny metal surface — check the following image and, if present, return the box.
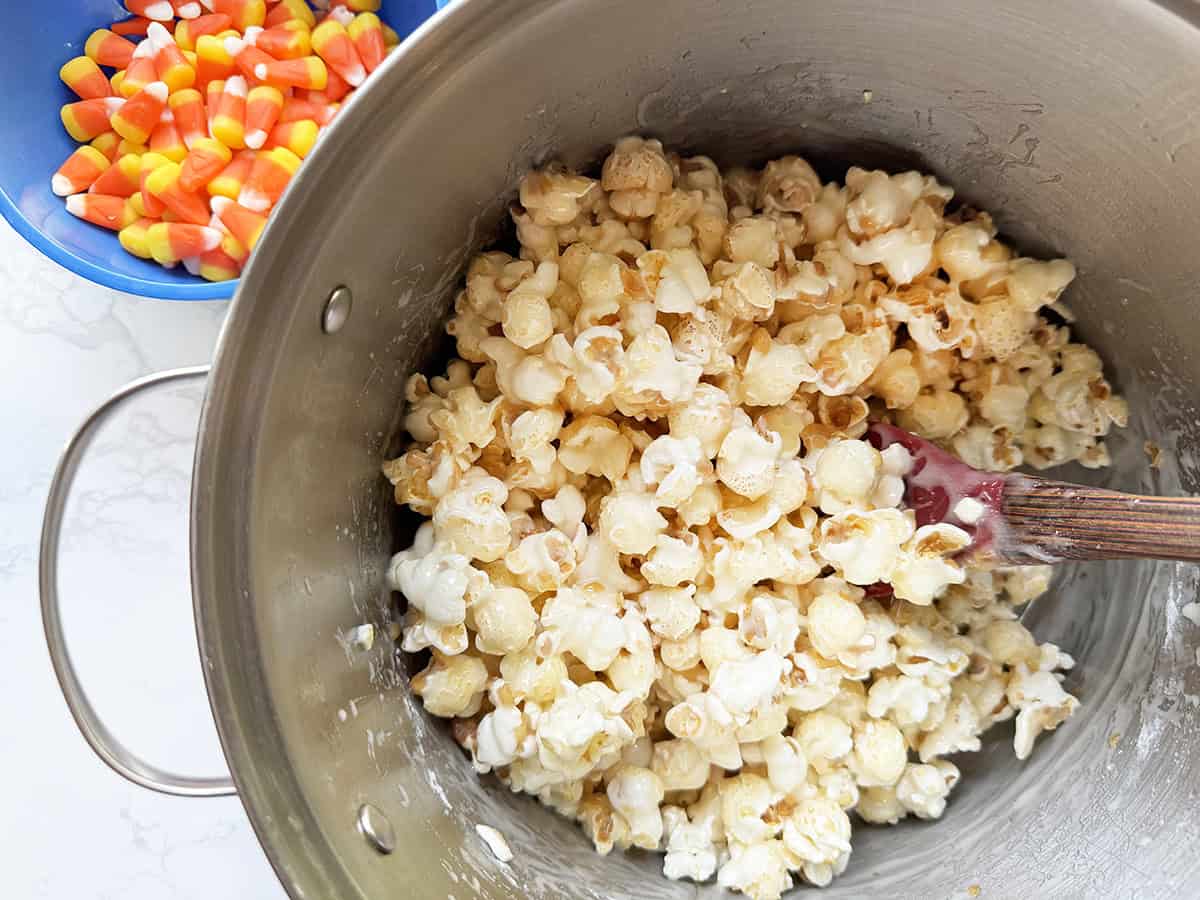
[357,803,397,855]
[322,286,354,335]
[191,0,1200,897]
[40,365,236,798]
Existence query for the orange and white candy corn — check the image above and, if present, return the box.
[197,244,242,281]
[146,222,223,264]
[264,0,315,29]
[85,28,137,68]
[118,137,148,157]
[90,153,145,196]
[65,193,136,230]
[169,88,207,148]
[347,13,385,74]
[171,0,203,18]
[195,34,236,87]
[125,0,174,21]
[205,79,225,133]
[244,84,283,149]
[175,12,232,50]
[311,20,365,87]
[118,216,157,258]
[111,17,152,37]
[138,151,173,216]
[120,40,159,97]
[254,56,327,90]
[60,57,113,100]
[254,21,311,59]
[212,0,266,32]
[238,145,300,211]
[144,22,197,93]
[61,97,124,142]
[320,67,351,102]
[179,137,233,191]
[52,146,110,196]
[206,149,254,199]
[210,195,267,250]
[211,75,248,149]
[150,118,188,162]
[91,131,122,161]
[278,95,322,125]
[145,161,212,225]
[225,33,275,81]
[111,81,168,145]
[263,119,317,158]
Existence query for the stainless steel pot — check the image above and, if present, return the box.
[40,0,1200,896]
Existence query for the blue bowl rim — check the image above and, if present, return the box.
[0,185,237,301]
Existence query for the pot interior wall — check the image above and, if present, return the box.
[194,0,1200,897]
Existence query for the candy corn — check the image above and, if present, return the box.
[210,195,266,250]
[179,137,233,191]
[254,56,326,90]
[238,146,300,211]
[52,146,111,196]
[171,0,202,18]
[118,216,157,257]
[60,57,113,100]
[145,22,196,92]
[194,34,236,86]
[175,12,232,50]
[91,153,145,196]
[85,29,137,68]
[244,84,283,149]
[150,119,188,162]
[111,81,169,145]
[49,0,405,283]
[138,152,173,216]
[120,43,158,97]
[212,0,266,32]
[111,17,153,37]
[263,119,317,157]
[61,97,124,142]
[320,67,350,102]
[197,244,242,281]
[347,13,385,74]
[254,21,311,59]
[264,0,315,29]
[125,0,175,22]
[118,137,149,157]
[146,222,223,264]
[211,75,248,148]
[206,150,254,199]
[91,132,122,161]
[65,193,136,230]
[145,161,213,224]
[225,34,275,81]
[310,20,364,87]
[169,88,207,148]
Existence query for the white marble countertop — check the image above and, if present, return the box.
[1,219,286,899]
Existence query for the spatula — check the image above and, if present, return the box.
[866,422,1200,565]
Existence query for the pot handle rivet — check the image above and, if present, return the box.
[323,286,353,334]
[357,803,396,854]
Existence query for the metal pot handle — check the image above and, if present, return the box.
[39,365,237,798]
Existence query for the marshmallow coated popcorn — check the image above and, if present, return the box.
[381,139,1122,899]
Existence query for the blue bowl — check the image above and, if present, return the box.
[1,0,442,300]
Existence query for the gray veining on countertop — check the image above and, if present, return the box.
[0,218,285,900]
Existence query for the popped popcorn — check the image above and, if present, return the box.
[382,138,1120,898]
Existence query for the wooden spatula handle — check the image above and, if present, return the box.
[1000,476,1200,563]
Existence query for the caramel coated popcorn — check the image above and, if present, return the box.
[383,138,1122,898]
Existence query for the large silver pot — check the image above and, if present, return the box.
[40,0,1200,897]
